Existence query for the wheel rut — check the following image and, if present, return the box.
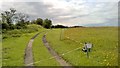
[24,33,40,67]
[42,34,74,68]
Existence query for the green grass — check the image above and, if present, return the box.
[32,30,60,66]
[2,26,118,66]
[2,24,44,39]
[2,24,45,66]
[46,27,118,66]
[2,32,38,66]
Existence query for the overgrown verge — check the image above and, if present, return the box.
[2,24,44,39]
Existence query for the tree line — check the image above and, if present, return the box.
[51,25,68,28]
[0,8,52,30]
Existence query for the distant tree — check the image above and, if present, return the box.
[15,13,29,24]
[36,18,43,26]
[30,20,36,24]
[0,8,16,30]
[14,13,29,29]
[16,22,26,29]
[25,21,30,25]
[51,25,68,28]
[9,24,16,29]
[1,8,54,30]
[1,8,16,25]
[43,19,52,29]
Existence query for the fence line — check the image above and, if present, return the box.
[65,36,83,44]
[27,30,84,66]
[27,46,82,65]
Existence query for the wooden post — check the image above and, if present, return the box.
[60,29,64,40]
[60,29,62,40]
[62,29,64,40]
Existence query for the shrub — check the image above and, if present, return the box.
[2,23,9,30]
[2,34,9,39]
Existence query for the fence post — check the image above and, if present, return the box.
[60,29,65,40]
[60,29,62,40]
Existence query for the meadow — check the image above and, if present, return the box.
[2,26,118,66]
[2,24,45,66]
[46,27,118,66]
[2,32,38,66]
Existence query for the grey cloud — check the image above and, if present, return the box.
[25,2,53,19]
[1,1,118,26]
[25,2,73,20]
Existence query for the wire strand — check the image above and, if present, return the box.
[26,46,82,66]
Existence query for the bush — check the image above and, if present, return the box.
[2,34,9,39]
[16,22,27,29]
[2,23,9,29]
[2,29,7,33]
[9,24,16,29]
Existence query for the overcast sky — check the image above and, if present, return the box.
[0,0,119,26]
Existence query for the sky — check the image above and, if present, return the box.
[0,0,119,26]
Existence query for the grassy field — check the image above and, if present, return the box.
[2,32,38,66]
[2,26,118,66]
[2,24,45,66]
[46,27,118,66]
[32,30,60,66]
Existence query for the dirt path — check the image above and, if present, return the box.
[42,34,73,68]
[24,33,40,67]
